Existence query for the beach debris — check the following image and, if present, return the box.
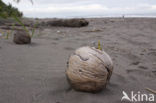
[13,16,37,38]
[66,46,113,92]
[57,30,61,33]
[45,18,89,27]
[145,88,156,94]
[84,28,102,32]
[13,30,31,44]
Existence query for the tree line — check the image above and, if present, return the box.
[0,0,23,18]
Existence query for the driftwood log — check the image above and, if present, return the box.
[46,18,89,27]
[13,30,31,44]
[66,46,113,92]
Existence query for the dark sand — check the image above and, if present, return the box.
[0,18,156,103]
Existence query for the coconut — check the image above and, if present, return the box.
[66,46,113,92]
[13,30,31,44]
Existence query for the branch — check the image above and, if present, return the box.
[13,0,33,4]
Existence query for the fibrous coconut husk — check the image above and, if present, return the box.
[13,30,31,44]
[66,46,113,92]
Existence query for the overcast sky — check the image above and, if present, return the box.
[3,0,156,18]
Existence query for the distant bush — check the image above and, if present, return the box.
[0,0,23,18]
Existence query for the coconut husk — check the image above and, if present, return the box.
[66,46,113,92]
[13,30,31,44]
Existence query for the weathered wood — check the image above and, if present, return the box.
[45,18,89,27]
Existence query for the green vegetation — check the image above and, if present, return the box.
[98,40,102,50]
[14,16,38,37]
[0,30,11,39]
[0,0,23,18]
[5,30,10,39]
[13,16,29,33]
[0,0,36,39]
[31,21,38,37]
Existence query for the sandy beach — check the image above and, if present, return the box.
[0,18,156,103]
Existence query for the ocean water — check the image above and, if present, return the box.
[72,14,156,18]
[25,13,156,18]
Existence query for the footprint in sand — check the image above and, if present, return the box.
[152,71,156,76]
[129,75,138,81]
[148,51,156,56]
[138,65,148,70]
[52,37,60,41]
[114,73,127,83]
[51,42,58,45]
[64,47,74,51]
[131,61,140,65]
[29,42,39,47]
[126,69,155,78]
[122,53,141,66]
[126,69,143,74]
[148,48,156,56]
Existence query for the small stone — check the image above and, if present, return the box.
[57,30,61,33]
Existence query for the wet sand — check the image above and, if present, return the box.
[0,18,156,103]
